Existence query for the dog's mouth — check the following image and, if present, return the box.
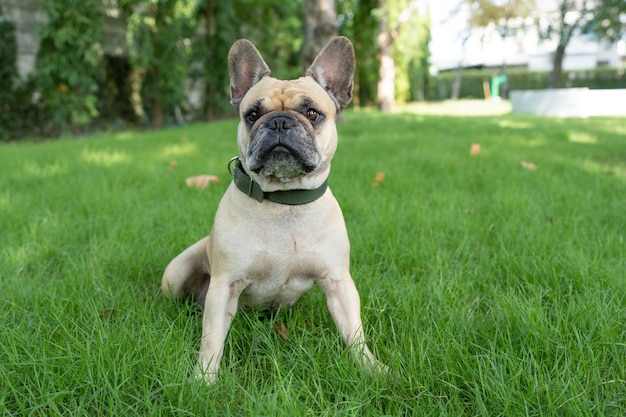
[254,143,315,171]
[248,143,317,181]
[246,117,320,181]
[259,144,295,162]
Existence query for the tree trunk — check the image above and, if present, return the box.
[376,0,395,112]
[548,43,566,88]
[376,0,419,111]
[377,32,396,112]
[152,96,163,130]
[451,33,469,100]
[451,66,463,100]
[417,79,425,102]
[353,0,377,107]
[204,0,215,120]
[547,0,589,89]
[302,0,338,71]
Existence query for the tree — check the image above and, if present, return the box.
[123,0,193,129]
[302,0,339,71]
[0,4,16,101]
[338,0,379,107]
[190,1,302,121]
[540,0,594,88]
[585,0,626,42]
[191,0,236,120]
[375,0,419,112]
[469,0,534,69]
[35,0,103,136]
[394,4,430,103]
[461,0,622,91]
[0,4,19,140]
[449,0,534,100]
[450,31,469,101]
[468,0,534,29]
[232,1,303,80]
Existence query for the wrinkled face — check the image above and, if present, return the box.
[237,76,339,183]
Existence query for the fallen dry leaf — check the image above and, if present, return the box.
[185,175,221,189]
[373,172,385,187]
[273,322,289,341]
[470,143,481,156]
[521,160,537,171]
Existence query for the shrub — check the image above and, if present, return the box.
[427,67,626,101]
[0,18,45,141]
[35,0,103,136]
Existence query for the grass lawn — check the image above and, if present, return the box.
[1,104,625,416]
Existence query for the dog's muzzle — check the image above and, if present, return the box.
[246,112,319,179]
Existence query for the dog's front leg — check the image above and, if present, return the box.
[196,276,246,384]
[320,274,385,372]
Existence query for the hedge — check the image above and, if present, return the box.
[426,67,626,101]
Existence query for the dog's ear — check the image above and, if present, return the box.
[305,36,355,109]
[228,39,271,109]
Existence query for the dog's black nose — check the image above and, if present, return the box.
[268,116,294,131]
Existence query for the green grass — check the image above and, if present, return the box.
[1,105,625,416]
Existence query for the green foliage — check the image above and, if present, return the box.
[189,0,237,120]
[6,0,433,138]
[0,17,19,140]
[123,0,193,128]
[428,67,626,100]
[0,9,45,141]
[35,0,103,135]
[393,6,430,103]
[187,0,304,120]
[233,0,304,80]
[467,0,535,27]
[585,0,626,42]
[0,15,15,91]
[338,0,379,107]
[339,0,431,107]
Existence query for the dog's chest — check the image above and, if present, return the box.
[237,246,326,309]
[212,187,349,310]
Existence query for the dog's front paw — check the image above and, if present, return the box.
[193,366,219,386]
[364,357,389,376]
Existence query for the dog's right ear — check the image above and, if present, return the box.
[228,40,271,109]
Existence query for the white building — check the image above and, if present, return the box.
[429,0,625,73]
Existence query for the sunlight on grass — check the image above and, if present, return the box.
[400,99,512,116]
[159,142,198,158]
[82,149,131,166]
[0,191,9,212]
[498,120,534,129]
[112,132,138,141]
[22,160,68,178]
[4,245,32,271]
[579,159,626,180]
[525,138,547,147]
[568,131,598,144]
[599,118,626,136]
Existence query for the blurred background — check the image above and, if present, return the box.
[1,0,625,140]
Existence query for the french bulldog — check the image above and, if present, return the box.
[161,36,385,384]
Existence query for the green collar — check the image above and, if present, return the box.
[229,157,328,205]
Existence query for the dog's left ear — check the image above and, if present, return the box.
[305,36,356,109]
[228,39,271,109]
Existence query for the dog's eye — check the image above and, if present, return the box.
[305,109,320,122]
[247,111,260,123]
